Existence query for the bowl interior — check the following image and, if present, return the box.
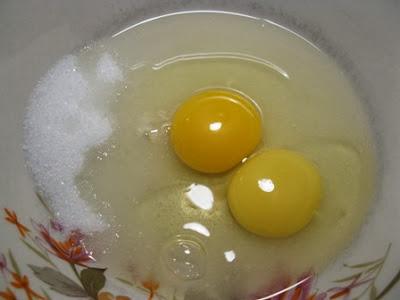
[0,0,399,299]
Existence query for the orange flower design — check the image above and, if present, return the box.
[4,208,30,238]
[10,272,46,300]
[0,288,17,300]
[327,275,372,300]
[142,280,159,300]
[35,223,93,266]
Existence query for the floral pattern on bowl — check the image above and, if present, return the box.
[1,204,399,300]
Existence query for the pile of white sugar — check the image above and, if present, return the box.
[24,52,123,233]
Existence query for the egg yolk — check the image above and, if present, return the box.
[170,89,262,173]
[228,149,322,238]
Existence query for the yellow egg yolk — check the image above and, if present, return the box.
[170,89,262,173]
[228,149,322,238]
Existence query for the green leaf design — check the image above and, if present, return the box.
[29,264,87,297]
[36,192,52,214]
[8,249,21,275]
[365,264,381,276]
[369,285,377,300]
[376,268,400,299]
[41,288,53,300]
[80,267,106,298]
[21,238,57,268]
[344,258,383,269]
[334,272,362,283]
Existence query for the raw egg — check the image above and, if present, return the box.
[228,149,322,238]
[170,89,262,173]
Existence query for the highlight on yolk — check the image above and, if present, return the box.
[228,149,322,238]
[170,89,262,173]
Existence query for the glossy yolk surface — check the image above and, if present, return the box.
[170,89,262,173]
[228,149,322,238]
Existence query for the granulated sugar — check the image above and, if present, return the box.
[24,54,122,232]
[97,53,123,83]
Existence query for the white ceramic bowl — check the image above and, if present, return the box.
[1,1,399,299]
